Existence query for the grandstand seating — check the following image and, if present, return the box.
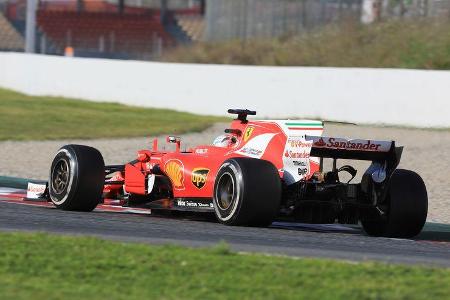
[6,0,152,19]
[0,12,24,51]
[37,11,174,58]
[175,14,204,42]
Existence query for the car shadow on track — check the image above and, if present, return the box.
[161,213,450,243]
[270,222,362,235]
[150,211,450,242]
[270,222,450,243]
[153,210,364,235]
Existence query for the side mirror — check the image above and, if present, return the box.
[166,136,181,143]
[166,136,181,152]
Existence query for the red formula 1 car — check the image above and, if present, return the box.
[45,109,428,238]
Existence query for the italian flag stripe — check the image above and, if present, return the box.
[288,127,323,131]
[285,122,323,127]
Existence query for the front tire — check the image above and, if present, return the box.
[213,158,281,226]
[49,144,105,211]
[361,169,428,238]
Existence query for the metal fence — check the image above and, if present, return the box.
[205,0,450,41]
[205,0,362,41]
[364,0,450,21]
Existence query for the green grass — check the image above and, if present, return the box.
[0,88,227,140]
[162,20,450,70]
[0,232,449,300]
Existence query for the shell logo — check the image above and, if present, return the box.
[165,160,184,189]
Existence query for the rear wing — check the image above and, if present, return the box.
[306,136,403,166]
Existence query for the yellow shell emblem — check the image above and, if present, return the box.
[165,160,184,189]
[244,126,254,142]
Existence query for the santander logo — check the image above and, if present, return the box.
[313,137,383,151]
[313,138,326,147]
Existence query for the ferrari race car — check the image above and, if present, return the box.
[43,109,427,238]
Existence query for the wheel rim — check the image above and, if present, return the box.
[216,172,235,211]
[51,159,70,194]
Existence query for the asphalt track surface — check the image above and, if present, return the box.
[1,194,450,267]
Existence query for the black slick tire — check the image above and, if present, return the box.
[49,144,104,211]
[213,158,281,226]
[361,169,428,238]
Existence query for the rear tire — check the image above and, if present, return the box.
[49,144,104,211]
[361,169,428,238]
[213,158,281,226]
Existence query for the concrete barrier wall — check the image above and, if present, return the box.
[0,52,448,128]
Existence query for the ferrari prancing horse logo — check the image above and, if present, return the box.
[244,126,254,142]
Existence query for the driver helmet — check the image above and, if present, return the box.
[213,134,235,147]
